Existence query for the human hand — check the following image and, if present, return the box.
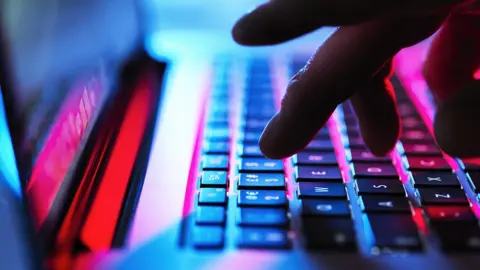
[231,0,480,159]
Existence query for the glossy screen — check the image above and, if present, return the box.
[0,0,141,229]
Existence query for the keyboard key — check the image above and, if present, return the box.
[201,171,228,187]
[467,172,480,193]
[203,141,229,154]
[397,103,417,117]
[202,155,229,170]
[238,190,287,207]
[241,131,262,143]
[238,173,285,189]
[293,152,337,165]
[237,228,291,249]
[367,214,422,251]
[359,196,411,213]
[302,217,357,250]
[242,119,269,130]
[305,140,334,151]
[400,143,442,156]
[297,182,347,198]
[402,116,425,129]
[301,199,351,216]
[432,223,480,251]
[295,166,343,182]
[354,179,405,195]
[239,144,263,157]
[192,226,224,249]
[404,156,451,171]
[204,127,230,140]
[239,158,284,172]
[424,206,476,223]
[237,208,289,227]
[198,188,227,205]
[409,171,460,187]
[348,149,391,163]
[401,129,433,143]
[416,188,469,205]
[351,163,398,178]
[195,206,226,225]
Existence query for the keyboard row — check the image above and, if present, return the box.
[187,58,480,253]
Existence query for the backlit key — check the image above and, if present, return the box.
[238,173,285,189]
[297,182,347,198]
[302,217,357,250]
[359,196,411,213]
[354,179,405,196]
[237,228,291,249]
[293,152,337,165]
[238,190,287,207]
[404,156,451,171]
[351,163,398,178]
[295,166,343,182]
[239,158,284,172]
[416,188,469,205]
[301,199,351,216]
[202,155,229,170]
[409,171,460,187]
[237,208,289,227]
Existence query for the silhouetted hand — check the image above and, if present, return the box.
[232,0,480,159]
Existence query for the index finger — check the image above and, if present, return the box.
[259,14,445,159]
[232,0,461,45]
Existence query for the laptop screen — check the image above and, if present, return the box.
[0,0,142,234]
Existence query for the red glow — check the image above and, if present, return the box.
[80,75,154,250]
[27,76,103,227]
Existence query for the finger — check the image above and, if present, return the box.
[259,14,445,159]
[232,0,461,45]
[426,14,480,157]
[349,60,401,157]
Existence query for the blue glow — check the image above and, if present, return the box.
[0,89,21,197]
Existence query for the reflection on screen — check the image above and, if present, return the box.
[26,69,109,227]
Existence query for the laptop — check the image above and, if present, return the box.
[2,0,480,269]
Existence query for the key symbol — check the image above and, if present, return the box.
[246,174,258,179]
[246,162,259,167]
[435,193,451,199]
[427,176,442,182]
[373,184,387,189]
[266,232,284,242]
[314,187,329,193]
[367,167,382,173]
[246,191,259,196]
[378,201,393,207]
[265,196,279,201]
[361,152,373,158]
[264,178,278,183]
[413,145,428,152]
[420,160,436,166]
[312,171,327,176]
[308,155,324,161]
[264,162,276,167]
[208,174,220,181]
[316,204,333,211]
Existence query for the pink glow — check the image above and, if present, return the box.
[27,75,103,228]
[395,42,480,224]
[127,61,213,247]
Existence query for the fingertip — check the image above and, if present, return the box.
[434,80,480,158]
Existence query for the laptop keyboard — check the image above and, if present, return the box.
[187,57,480,253]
